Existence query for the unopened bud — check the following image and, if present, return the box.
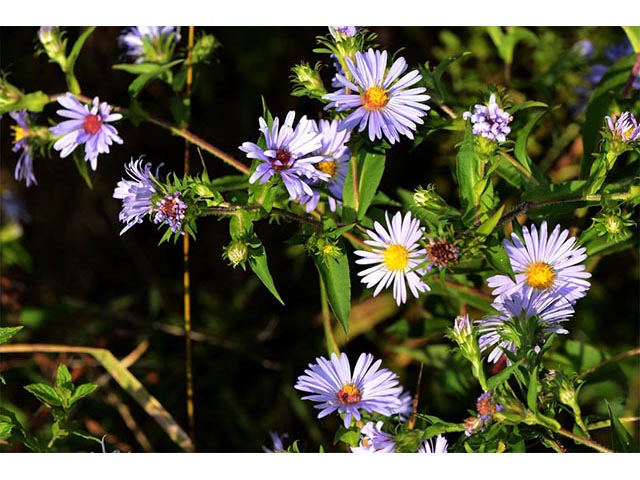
[193,34,220,64]
[37,26,68,71]
[224,241,248,268]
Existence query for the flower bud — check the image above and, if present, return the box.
[291,62,327,101]
[193,34,220,64]
[37,26,68,71]
[224,240,248,268]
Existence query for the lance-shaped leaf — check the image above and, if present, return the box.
[313,244,351,334]
[249,245,285,305]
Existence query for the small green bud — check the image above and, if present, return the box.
[223,240,248,269]
[591,207,635,242]
[192,34,220,64]
[290,62,327,101]
[192,183,215,198]
[37,26,68,71]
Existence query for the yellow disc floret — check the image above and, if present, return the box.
[363,86,389,110]
[384,244,409,271]
[525,261,556,289]
[316,160,337,177]
[11,125,27,145]
[337,383,362,405]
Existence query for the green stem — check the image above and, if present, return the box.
[556,427,613,453]
[319,276,340,357]
[579,347,640,380]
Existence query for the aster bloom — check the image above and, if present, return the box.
[476,287,575,364]
[350,421,396,453]
[462,94,512,143]
[153,192,187,234]
[294,352,402,428]
[239,111,328,201]
[119,26,181,63]
[298,119,351,212]
[113,157,159,234]
[393,389,413,421]
[261,431,289,453]
[328,26,358,41]
[487,221,591,304]
[417,435,448,453]
[325,49,431,144]
[9,110,37,186]
[606,111,640,143]
[50,93,123,170]
[354,211,429,306]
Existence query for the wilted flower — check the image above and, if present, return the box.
[113,157,159,234]
[239,111,328,201]
[487,221,591,304]
[354,211,429,306]
[295,352,402,428]
[50,93,123,170]
[153,192,187,234]
[462,94,512,143]
[325,48,431,144]
[425,237,460,272]
[350,421,396,453]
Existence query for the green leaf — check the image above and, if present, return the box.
[0,326,23,345]
[0,421,13,440]
[487,359,524,390]
[508,100,548,115]
[128,59,183,97]
[622,26,640,52]
[427,278,493,312]
[513,106,550,186]
[249,245,284,305]
[607,401,639,452]
[527,365,539,412]
[128,97,148,127]
[69,383,98,406]
[313,246,351,334]
[333,425,360,447]
[113,62,169,75]
[356,150,386,220]
[431,51,471,102]
[24,383,63,407]
[456,123,481,226]
[0,91,50,114]
[521,180,587,203]
[65,26,96,95]
[476,204,505,236]
[55,364,73,393]
[581,55,635,178]
[72,151,93,189]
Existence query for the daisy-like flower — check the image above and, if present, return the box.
[298,119,351,212]
[294,352,402,428]
[606,111,640,143]
[354,211,429,306]
[350,421,396,453]
[113,157,159,234]
[462,94,512,143]
[487,221,591,304]
[9,110,37,187]
[261,431,289,453]
[153,192,187,234]
[328,26,358,41]
[49,93,123,170]
[417,434,448,453]
[119,26,181,63]
[325,49,431,144]
[239,111,328,201]
[476,287,575,364]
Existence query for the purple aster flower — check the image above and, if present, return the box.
[462,94,512,143]
[239,111,328,201]
[50,93,123,170]
[298,119,351,212]
[354,211,429,306]
[153,192,187,234]
[330,54,346,90]
[417,434,448,453]
[476,287,575,364]
[325,49,431,144]
[606,111,640,143]
[572,40,595,59]
[487,221,591,304]
[328,26,358,41]
[261,431,289,453]
[393,389,413,421]
[9,110,37,187]
[113,157,159,234]
[294,352,402,428]
[604,41,633,63]
[119,26,181,63]
[350,421,396,453]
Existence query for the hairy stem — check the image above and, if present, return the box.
[556,427,613,453]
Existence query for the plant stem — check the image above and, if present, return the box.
[621,52,640,98]
[579,347,640,380]
[556,427,613,453]
[182,25,196,450]
[319,275,340,357]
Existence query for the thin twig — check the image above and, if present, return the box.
[104,388,154,452]
[407,363,423,430]
[579,347,640,380]
[621,52,640,98]
[556,427,613,453]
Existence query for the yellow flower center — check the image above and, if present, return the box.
[623,128,634,140]
[363,86,388,110]
[525,261,556,290]
[337,383,362,405]
[383,244,409,271]
[11,125,27,145]
[315,160,337,177]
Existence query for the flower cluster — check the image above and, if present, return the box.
[294,351,447,453]
[464,391,503,436]
[462,94,512,143]
[477,221,591,364]
[50,93,123,170]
